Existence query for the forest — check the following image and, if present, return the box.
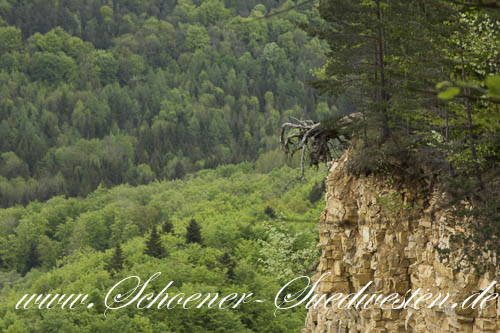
[0,0,336,207]
[1,0,500,332]
[0,1,333,331]
[0,164,325,331]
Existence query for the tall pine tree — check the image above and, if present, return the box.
[186,218,202,244]
[308,2,449,133]
[144,226,165,258]
[291,0,457,174]
[219,252,236,280]
[106,243,124,275]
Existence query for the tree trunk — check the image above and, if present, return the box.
[459,32,483,189]
[375,0,390,140]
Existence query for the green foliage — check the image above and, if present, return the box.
[161,220,174,234]
[0,26,21,54]
[257,222,318,283]
[438,87,461,100]
[23,243,40,275]
[184,25,211,51]
[376,190,418,222]
[0,164,324,332]
[30,51,76,84]
[0,0,328,208]
[219,252,236,281]
[486,75,500,98]
[0,152,29,179]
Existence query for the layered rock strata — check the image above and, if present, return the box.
[303,154,499,332]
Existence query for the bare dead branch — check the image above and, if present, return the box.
[280,116,352,185]
[445,0,500,8]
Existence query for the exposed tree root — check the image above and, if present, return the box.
[280,116,352,185]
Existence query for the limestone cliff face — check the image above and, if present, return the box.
[303,153,499,333]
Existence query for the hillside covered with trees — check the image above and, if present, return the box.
[2,0,500,331]
[0,164,325,332]
[0,0,337,207]
[0,1,334,331]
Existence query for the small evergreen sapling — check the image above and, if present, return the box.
[264,206,276,219]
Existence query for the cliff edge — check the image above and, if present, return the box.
[303,152,499,332]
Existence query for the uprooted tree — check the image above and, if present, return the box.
[279,115,354,181]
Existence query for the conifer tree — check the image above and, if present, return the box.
[226,265,235,281]
[144,226,165,258]
[219,252,236,280]
[106,243,124,275]
[185,218,202,244]
[23,243,40,274]
[308,181,325,203]
[162,220,174,234]
[264,206,276,219]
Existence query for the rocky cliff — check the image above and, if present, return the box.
[303,152,499,332]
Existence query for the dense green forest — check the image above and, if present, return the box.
[0,1,333,332]
[0,164,325,332]
[0,0,337,207]
[2,0,500,332]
